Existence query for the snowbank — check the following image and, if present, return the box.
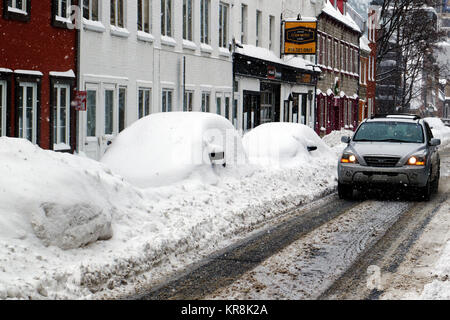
[0,138,123,250]
[0,134,338,299]
[424,117,450,147]
[101,112,247,188]
[242,123,333,168]
[321,129,355,155]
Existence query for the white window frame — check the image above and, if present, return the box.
[8,0,27,14]
[256,10,262,47]
[219,2,229,48]
[200,0,210,44]
[83,0,99,21]
[110,0,125,28]
[201,92,210,112]
[216,92,223,115]
[138,87,152,118]
[161,0,173,37]
[137,0,151,34]
[55,0,72,20]
[241,4,248,44]
[0,81,6,137]
[162,88,173,112]
[183,0,193,41]
[18,82,38,144]
[103,85,117,136]
[85,84,98,138]
[118,86,127,132]
[53,83,71,149]
[184,90,194,112]
[269,15,275,51]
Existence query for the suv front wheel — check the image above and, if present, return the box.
[338,182,353,200]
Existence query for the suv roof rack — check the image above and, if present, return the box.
[370,114,422,120]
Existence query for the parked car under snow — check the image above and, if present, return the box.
[242,122,332,168]
[101,112,247,188]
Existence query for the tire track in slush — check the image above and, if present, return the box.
[206,200,412,300]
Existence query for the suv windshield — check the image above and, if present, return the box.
[353,121,424,143]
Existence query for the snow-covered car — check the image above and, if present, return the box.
[338,114,441,201]
[242,122,332,168]
[101,112,247,188]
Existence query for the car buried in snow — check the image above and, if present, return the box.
[338,114,441,201]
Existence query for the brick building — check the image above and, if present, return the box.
[316,0,362,135]
[0,0,78,152]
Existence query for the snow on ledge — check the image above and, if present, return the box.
[0,68,13,73]
[50,70,76,78]
[15,70,43,76]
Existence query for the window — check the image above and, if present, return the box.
[118,87,126,132]
[241,4,248,44]
[183,0,193,41]
[219,2,229,48]
[137,0,151,33]
[200,0,210,44]
[161,0,172,37]
[0,81,6,136]
[162,89,173,112]
[269,15,275,51]
[138,88,151,118]
[104,89,114,135]
[55,0,71,19]
[256,10,262,47]
[216,94,222,115]
[83,0,99,21]
[334,40,338,69]
[340,43,344,71]
[5,0,30,20]
[184,91,193,112]
[201,92,210,112]
[8,0,26,12]
[86,89,97,137]
[327,37,331,68]
[53,84,70,150]
[318,34,322,65]
[110,0,125,28]
[225,96,230,120]
[17,82,37,144]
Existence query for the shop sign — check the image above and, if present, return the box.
[284,21,317,55]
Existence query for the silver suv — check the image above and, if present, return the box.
[338,115,441,201]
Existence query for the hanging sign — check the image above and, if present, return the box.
[284,20,317,55]
[73,91,87,111]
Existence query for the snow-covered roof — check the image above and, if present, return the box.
[360,36,371,52]
[235,44,318,72]
[321,0,361,33]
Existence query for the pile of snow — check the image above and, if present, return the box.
[0,138,125,250]
[101,112,247,188]
[243,123,333,168]
[321,129,355,154]
[424,117,450,147]
[0,132,339,299]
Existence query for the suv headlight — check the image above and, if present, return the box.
[341,153,358,164]
[406,155,426,166]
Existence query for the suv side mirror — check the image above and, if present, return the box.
[341,136,351,144]
[429,138,441,146]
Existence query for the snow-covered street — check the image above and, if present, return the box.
[0,116,449,300]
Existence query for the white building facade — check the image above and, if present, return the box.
[77,0,321,159]
[78,0,234,159]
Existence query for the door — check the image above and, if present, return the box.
[0,81,6,136]
[101,84,117,156]
[84,83,100,159]
[17,82,38,144]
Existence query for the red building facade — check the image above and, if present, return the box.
[0,0,78,152]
